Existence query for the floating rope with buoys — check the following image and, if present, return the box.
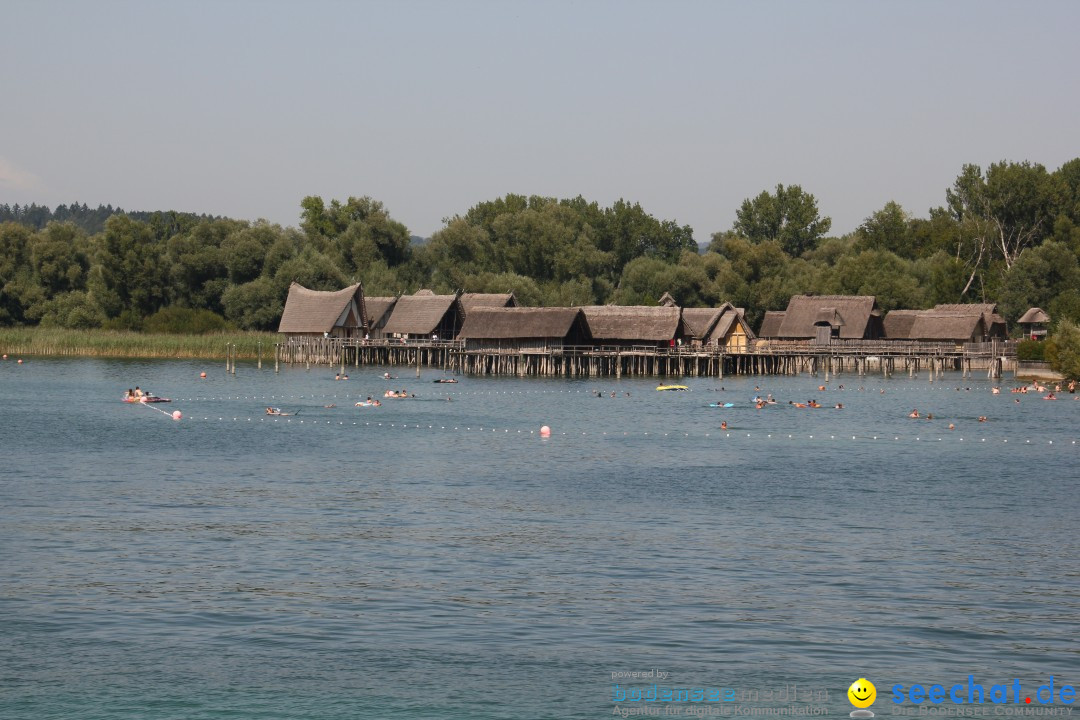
[173,416,1078,447]
[132,400,182,421]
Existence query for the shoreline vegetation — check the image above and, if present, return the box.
[0,328,277,360]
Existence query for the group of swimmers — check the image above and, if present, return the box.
[333,373,349,381]
[786,399,843,409]
[355,396,382,407]
[384,389,414,398]
[125,387,146,400]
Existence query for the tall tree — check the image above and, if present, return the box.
[858,201,914,257]
[733,184,832,256]
[946,161,1062,283]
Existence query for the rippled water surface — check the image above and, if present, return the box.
[2,358,1078,719]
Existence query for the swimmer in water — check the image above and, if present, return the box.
[909,409,919,418]
[720,421,728,430]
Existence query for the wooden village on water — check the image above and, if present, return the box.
[271,284,1052,379]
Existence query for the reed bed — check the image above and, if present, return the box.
[0,328,278,360]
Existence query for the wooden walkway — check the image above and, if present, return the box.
[275,337,1017,379]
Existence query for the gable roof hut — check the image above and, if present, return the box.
[457,307,589,352]
[775,295,882,342]
[657,291,678,307]
[757,311,787,338]
[681,303,756,349]
[882,309,921,340]
[277,282,367,338]
[362,295,399,338]
[1017,307,1050,339]
[459,292,518,317]
[906,312,987,342]
[579,305,682,347]
[932,303,1007,339]
[381,290,462,339]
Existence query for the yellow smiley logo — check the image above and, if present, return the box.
[848,678,877,709]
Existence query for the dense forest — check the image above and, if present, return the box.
[2,158,1079,335]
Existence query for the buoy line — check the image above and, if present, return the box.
[173,416,1078,447]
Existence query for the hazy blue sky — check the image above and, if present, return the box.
[2,0,1078,240]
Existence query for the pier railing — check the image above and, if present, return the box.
[277,337,1016,360]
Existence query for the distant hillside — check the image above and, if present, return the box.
[409,235,429,247]
[0,202,221,235]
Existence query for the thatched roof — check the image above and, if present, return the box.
[711,306,755,342]
[381,292,459,335]
[459,292,517,314]
[580,305,681,341]
[682,303,755,342]
[278,282,365,334]
[1018,307,1050,324]
[776,295,879,339]
[658,291,677,307]
[458,307,584,339]
[365,296,398,327]
[908,312,985,341]
[932,303,1006,333]
[883,309,921,339]
[680,307,724,338]
[758,311,786,338]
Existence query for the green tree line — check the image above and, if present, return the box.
[2,158,1079,335]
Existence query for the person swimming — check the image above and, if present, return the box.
[909,409,919,418]
[720,421,728,430]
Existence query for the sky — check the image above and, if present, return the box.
[2,0,1078,241]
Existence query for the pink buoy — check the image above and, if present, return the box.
[199,372,207,378]
[17,358,23,364]
[2,354,6,359]
[540,425,551,437]
[172,410,182,420]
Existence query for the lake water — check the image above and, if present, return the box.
[1,358,1078,719]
